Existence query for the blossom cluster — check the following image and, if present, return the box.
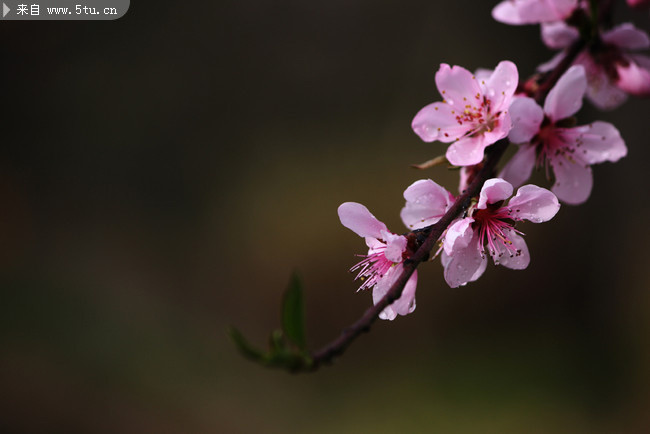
[337,0,642,321]
[494,0,650,109]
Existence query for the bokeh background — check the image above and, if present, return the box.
[1,1,650,432]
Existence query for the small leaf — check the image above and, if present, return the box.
[227,327,265,363]
[281,272,306,350]
[269,329,287,353]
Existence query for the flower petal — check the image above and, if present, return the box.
[393,271,418,317]
[541,21,579,49]
[550,157,593,205]
[381,231,407,263]
[508,184,560,222]
[401,179,454,230]
[544,65,587,121]
[443,218,474,256]
[374,267,417,320]
[538,51,567,73]
[435,63,483,109]
[365,237,385,252]
[615,57,650,96]
[627,0,650,7]
[474,68,494,86]
[602,23,650,50]
[491,230,530,270]
[508,97,544,143]
[492,0,523,25]
[493,0,578,24]
[477,178,513,209]
[446,135,488,166]
[520,0,577,22]
[443,231,487,288]
[499,144,537,188]
[578,54,628,110]
[485,60,519,112]
[441,249,487,285]
[412,102,469,143]
[483,111,512,144]
[338,202,387,239]
[568,121,627,164]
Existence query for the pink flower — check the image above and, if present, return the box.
[627,0,650,8]
[338,202,417,320]
[400,179,454,230]
[492,0,578,25]
[501,65,627,204]
[441,179,560,288]
[540,22,650,109]
[412,61,519,166]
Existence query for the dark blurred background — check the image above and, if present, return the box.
[1,1,649,432]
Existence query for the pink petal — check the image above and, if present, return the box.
[401,179,454,230]
[491,231,530,270]
[541,21,579,49]
[365,237,385,252]
[508,97,544,143]
[550,157,593,205]
[374,267,418,320]
[392,271,418,317]
[373,266,399,321]
[443,218,474,256]
[494,0,578,24]
[578,54,628,110]
[518,0,578,22]
[615,58,650,96]
[602,23,650,50]
[382,231,408,263]
[477,178,513,209]
[441,250,487,285]
[442,231,487,288]
[485,61,519,112]
[538,51,567,73]
[446,135,488,166]
[471,254,488,282]
[499,144,537,188]
[412,102,470,143]
[544,65,587,121]
[458,166,471,194]
[508,184,560,222]
[627,0,650,7]
[492,0,524,25]
[482,112,512,144]
[338,202,387,239]
[567,122,627,164]
[435,63,483,109]
[474,68,494,85]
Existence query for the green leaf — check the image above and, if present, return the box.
[281,272,306,350]
[227,327,266,363]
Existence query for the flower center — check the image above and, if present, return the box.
[535,120,577,173]
[472,206,523,261]
[453,96,499,137]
